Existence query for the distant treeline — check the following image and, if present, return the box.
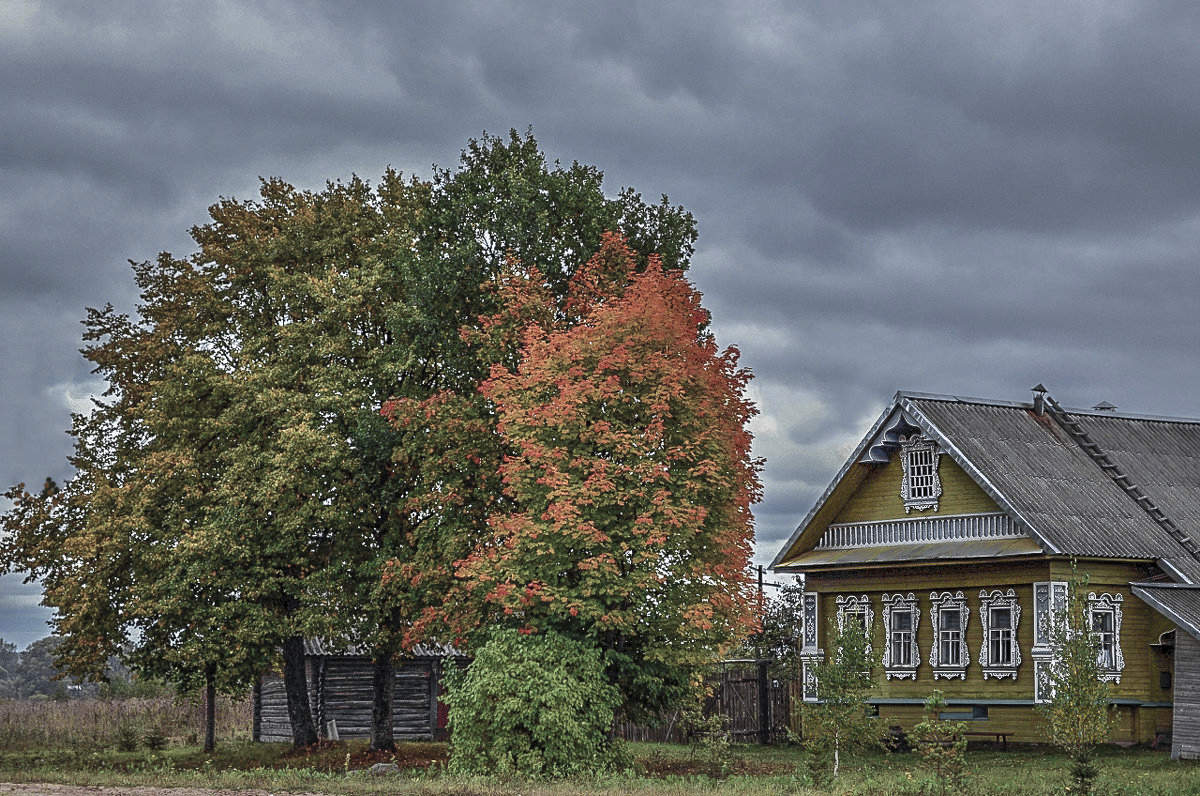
[0,636,168,700]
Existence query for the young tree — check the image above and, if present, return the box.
[910,690,968,796]
[452,235,761,721]
[1037,568,1116,795]
[802,614,879,781]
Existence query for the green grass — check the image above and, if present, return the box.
[0,739,1198,795]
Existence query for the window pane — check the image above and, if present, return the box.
[991,607,1011,629]
[940,610,960,632]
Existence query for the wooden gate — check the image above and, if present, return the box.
[613,659,795,745]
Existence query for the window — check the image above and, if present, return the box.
[1087,592,1124,682]
[899,436,942,512]
[892,611,914,665]
[928,590,969,679]
[979,588,1022,679]
[939,609,962,665]
[835,594,874,659]
[882,592,920,679]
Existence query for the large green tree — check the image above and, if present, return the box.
[4,129,700,751]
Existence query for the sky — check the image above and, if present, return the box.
[3,0,1200,650]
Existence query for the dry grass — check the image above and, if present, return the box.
[0,694,252,751]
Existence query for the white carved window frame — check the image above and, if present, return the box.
[928,590,969,679]
[881,592,920,680]
[835,594,874,660]
[978,588,1022,679]
[900,436,942,513]
[1087,592,1125,683]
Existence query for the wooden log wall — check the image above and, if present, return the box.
[1173,632,1200,760]
[255,656,438,742]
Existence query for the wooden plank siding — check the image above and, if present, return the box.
[833,456,999,524]
[807,559,1176,744]
[255,657,440,742]
[1174,632,1200,759]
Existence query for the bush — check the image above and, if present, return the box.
[115,722,139,751]
[443,628,623,778]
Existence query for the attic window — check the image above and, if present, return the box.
[900,437,942,513]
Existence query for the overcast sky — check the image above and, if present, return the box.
[3,1,1200,650]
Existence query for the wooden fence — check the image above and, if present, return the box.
[613,660,799,745]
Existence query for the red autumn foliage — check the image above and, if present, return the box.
[455,233,762,668]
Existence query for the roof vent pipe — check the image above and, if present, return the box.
[1031,384,1047,416]
[1093,401,1117,412]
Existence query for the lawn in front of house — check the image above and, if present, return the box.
[0,739,1198,795]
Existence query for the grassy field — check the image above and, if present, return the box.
[1,737,1199,795]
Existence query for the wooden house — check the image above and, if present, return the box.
[254,640,464,742]
[770,388,1200,758]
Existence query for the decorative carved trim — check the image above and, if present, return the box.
[816,512,1020,549]
[802,592,820,653]
[900,436,942,513]
[1033,581,1067,652]
[978,588,1022,679]
[928,590,969,679]
[1088,592,1125,683]
[801,654,822,702]
[882,592,920,679]
[836,594,874,658]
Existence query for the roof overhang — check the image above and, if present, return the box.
[1131,583,1200,642]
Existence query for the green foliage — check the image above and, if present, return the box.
[115,723,140,752]
[676,680,731,779]
[802,614,880,781]
[442,628,623,778]
[745,577,804,678]
[1036,566,1117,795]
[142,725,168,751]
[909,691,968,795]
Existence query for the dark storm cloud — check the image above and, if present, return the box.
[3,0,1200,635]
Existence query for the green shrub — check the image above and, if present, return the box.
[142,725,167,750]
[443,628,622,778]
[115,722,139,752]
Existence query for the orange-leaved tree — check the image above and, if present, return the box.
[456,234,762,720]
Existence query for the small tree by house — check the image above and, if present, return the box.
[1036,567,1116,795]
[802,614,879,782]
[910,690,968,796]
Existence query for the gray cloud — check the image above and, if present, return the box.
[3,0,1200,632]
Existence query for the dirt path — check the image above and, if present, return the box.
[1,786,330,796]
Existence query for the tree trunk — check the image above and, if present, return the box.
[370,652,396,751]
[833,737,840,778]
[282,635,318,748]
[203,663,216,753]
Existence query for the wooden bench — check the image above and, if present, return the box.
[964,731,1010,750]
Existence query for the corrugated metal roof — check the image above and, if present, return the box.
[784,537,1043,567]
[1131,583,1200,641]
[906,396,1200,574]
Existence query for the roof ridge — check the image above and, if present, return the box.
[1042,393,1200,568]
[901,390,1200,425]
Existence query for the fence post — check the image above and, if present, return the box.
[757,659,770,745]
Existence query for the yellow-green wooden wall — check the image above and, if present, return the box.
[807,559,1175,744]
[833,454,998,524]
